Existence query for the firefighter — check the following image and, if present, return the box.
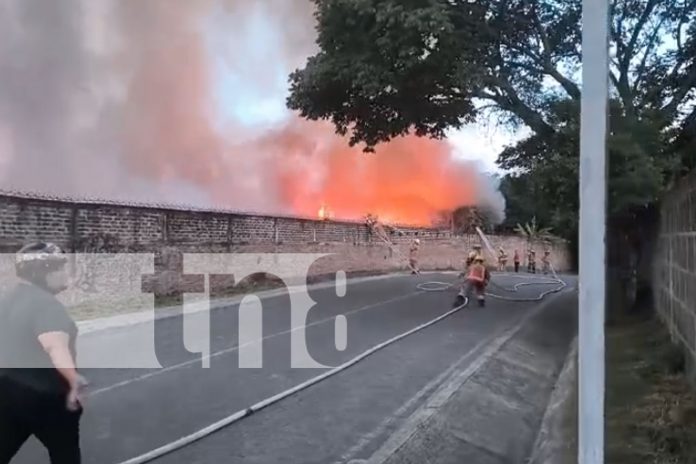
[542,250,551,275]
[498,247,508,272]
[409,238,421,275]
[527,248,536,274]
[366,214,391,245]
[466,244,482,268]
[513,249,520,273]
[461,244,482,277]
[453,256,491,308]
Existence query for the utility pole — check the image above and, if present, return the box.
[579,0,609,462]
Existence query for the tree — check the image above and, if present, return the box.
[499,172,553,232]
[514,216,554,249]
[291,1,694,145]
[288,0,696,208]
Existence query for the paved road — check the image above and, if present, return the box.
[12,272,573,464]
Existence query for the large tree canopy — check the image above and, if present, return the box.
[289,0,695,147]
[288,0,696,236]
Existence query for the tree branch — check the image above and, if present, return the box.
[612,1,626,57]
[499,15,580,101]
[544,65,581,100]
[661,65,696,119]
[631,15,670,94]
[675,0,696,55]
[474,84,554,136]
[610,71,620,89]
[621,0,659,72]
[614,0,660,116]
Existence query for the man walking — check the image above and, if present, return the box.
[0,242,87,464]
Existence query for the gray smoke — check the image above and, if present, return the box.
[0,0,215,205]
[0,0,507,224]
[476,171,507,225]
[0,0,86,192]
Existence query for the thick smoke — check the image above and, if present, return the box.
[475,171,507,225]
[0,0,213,204]
[0,0,506,225]
[0,0,86,192]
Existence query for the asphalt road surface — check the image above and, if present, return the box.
[12,271,573,464]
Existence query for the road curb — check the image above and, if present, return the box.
[528,336,578,464]
[365,288,577,464]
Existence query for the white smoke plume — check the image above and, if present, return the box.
[476,171,507,225]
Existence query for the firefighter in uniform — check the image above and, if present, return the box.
[461,244,482,277]
[498,247,508,272]
[542,250,551,275]
[409,239,421,275]
[527,249,536,274]
[453,256,491,308]
[466,244,482,268]
[366,214,391,245]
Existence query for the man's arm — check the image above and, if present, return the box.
[37,332,81,387]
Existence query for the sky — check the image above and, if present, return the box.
[207,4,519,175]
[212,56,519,175]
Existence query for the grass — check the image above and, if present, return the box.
[556,313,696,464]
[605,313,696,463]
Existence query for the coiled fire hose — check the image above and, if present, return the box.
[367,222,566,300]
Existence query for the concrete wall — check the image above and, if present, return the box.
[654,172,696,379]
[0,191,571,286]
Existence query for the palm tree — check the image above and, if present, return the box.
[514,217,553,251]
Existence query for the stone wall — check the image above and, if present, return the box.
[654,172,696,380]
[0,191,572,284]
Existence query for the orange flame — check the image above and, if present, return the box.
[109,2,481,227]
[255,120,479,226]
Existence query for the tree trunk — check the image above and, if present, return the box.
[605,206,659,324]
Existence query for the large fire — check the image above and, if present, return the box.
[256,120,480,226]
[112,1,482,227]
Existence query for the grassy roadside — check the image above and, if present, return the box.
[605,314,696,463]
[557,313,696,464]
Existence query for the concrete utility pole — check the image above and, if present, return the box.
[579,0,609,462]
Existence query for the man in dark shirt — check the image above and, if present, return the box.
[0,242,87,464]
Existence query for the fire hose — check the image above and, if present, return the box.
[368,221,566,300]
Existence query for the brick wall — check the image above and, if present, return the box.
[0,191,571,286]
[654,172,696,380]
